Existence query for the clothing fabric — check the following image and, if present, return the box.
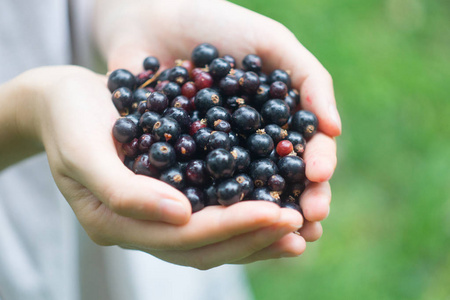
[0,1,253,299]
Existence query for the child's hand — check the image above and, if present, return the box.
[97,0,341,242]
[13,66,304,270]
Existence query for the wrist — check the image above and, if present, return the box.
[0,69,44,169]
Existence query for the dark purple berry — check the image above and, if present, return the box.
[249,159,278,188]
[194,88,222,114]
[147,92,169,114]
[209,58,231,79]
[122,138,139,158]
[217,179,244,206]
[231,106,261,134]
[246,130,274,158]
[152,117,181,143]
[286,131,306,155]
[261,99,290,126]
[113,117,138,143]
[213,119,231,133]
[290,110,319,139]
[242,54,262,73]
[207,131,231,151]
[162,81,181,101]
[171,95,192,112]
[193,127,212,152]
[239,71,260,95]
[132,154,160,177]
[222,55,236,68]
[148,142,176,170]
[219,75,240,96]
[264,124,288,144]
[234,173,254,197]
[267,174,286,192]
[108,69,136,92]
[139,111,160,133]
[112,87,133,112]
[229,146,251,172]
[191,43,219,67]
[248,187,281,205]
[225,96,246,111]
[269,81,288,99]
[174,134,197,161]
[183,187,205,213]
[204,185,220,206]
[160,167,186,190]
[138,133,155,153]
[168,66,189,85]
[163,107,190,132]
[251,84,270,109]
[206,148,236,180]
[185,160,207,187]
[277,156,306,183]
[205,106,231,128]
[281,202,302,214]
[268,69,291,89]
[143,56,160,72]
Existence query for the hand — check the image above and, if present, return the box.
[97,0,341,243]
[13,66,303,270]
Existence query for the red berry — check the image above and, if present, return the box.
[194,72,213,90]
[181,81,197,98]
[276,140,294,157]
[189,120,207,136]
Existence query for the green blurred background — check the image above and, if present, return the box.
[230,0,450,299]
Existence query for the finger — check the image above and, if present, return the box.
[303,132,337,182]
[298,221,323,242]
[299,182,331,222]
[149,212,301,270]
[231,233,306,264]
[254,23,341,137]
[106,201,303,251]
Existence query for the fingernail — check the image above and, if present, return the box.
[328,104,342,132]
[160,198,188,221]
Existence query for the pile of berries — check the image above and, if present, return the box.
[109,43,318,214]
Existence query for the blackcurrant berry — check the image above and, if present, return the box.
[132,154,160,177]
[277,156,306,183]
[191,43,219,67]
[112,87,133,112]
[143,56,160,72]
[261,99,290,127]
[269,81,288,99]
[217,178,244,206]
[148,142,176,170]
[183,187,205,213]
[113,117,138,143]
[267,174,286,192]
[247,130,274,158]
[147,92,169,114]
[286,131,306,155]
[174,134,197,161]
[264,124,288,144]
[209,58,231,79]
[242,54,262,73]
[152,117,181,143]
[107,69,136,92]
[268,69,291,89]
[207,131,231,151]
[230,146,251,172]
[185,159,207,187]
[206,148,236,180]
[234,173,254,197]
[290,110,318,139]
[160,167,186,190]
[163,107,191,132]
[249,159,278,188]
[194,88,222,114]
[162,81,181,101]
[205,106,231,128]
[219,75,240,96]
[248,187,281,205]
[239,71,260,95]
[139,111,160,133]
[168,66,190,85]
[231,106,261,134]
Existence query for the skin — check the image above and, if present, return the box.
[0,0,341,270]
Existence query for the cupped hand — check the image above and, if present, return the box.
[17,65,303,270]
[97,0,341,243]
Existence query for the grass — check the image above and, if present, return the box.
[230,0,450,299]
